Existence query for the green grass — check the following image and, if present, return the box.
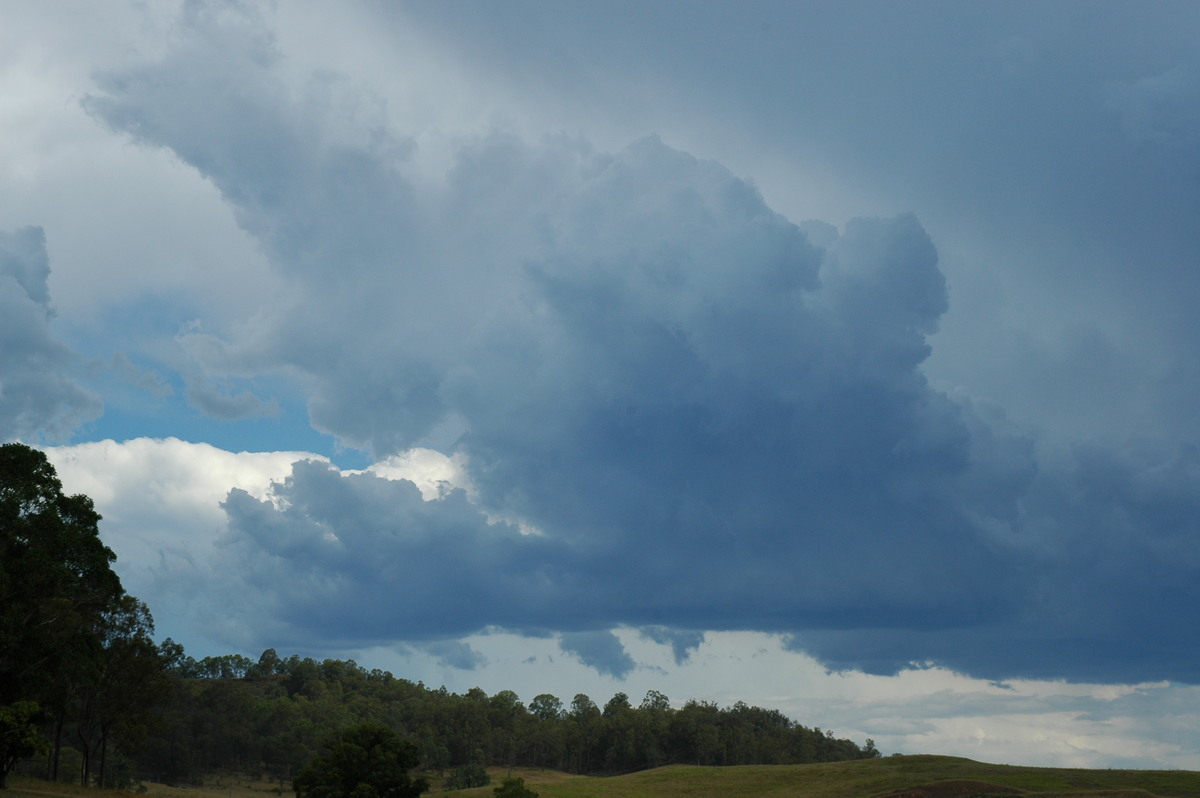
[447,757,1200,798]
[8,756,1200,798]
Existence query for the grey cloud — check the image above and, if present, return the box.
[788,439,1200,681]
[104,352,175,397]
[421,640,488,671]
[559,631,636,679]
[1107,61,1200,152]
[186,378,279,420]
[219,459,584,644]
[0,225,52,308]
[403,0,1200,451]
[640,627,704,665]
[85,7,1200,684]
[0,226,101,441]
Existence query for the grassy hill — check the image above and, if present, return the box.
[494,756,1200,798]
[9,756,1200,798]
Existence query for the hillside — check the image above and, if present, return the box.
[10,755,1200,798]
[497,756,1200,798]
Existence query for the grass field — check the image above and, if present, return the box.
[8,755,1200,798]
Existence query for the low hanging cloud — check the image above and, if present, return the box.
[77,5,1200,684]
[0,226,101,442]
[559,631,637,680]
[640,627,705,665]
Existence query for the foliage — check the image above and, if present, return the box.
[491,777,537,798]
[0,443,122,705]
[0,444,172,789]
[443,763,489,791]
[73,595,174,788]
[0,703,48,790]
[293,724,428,798]
[130,651,878,787]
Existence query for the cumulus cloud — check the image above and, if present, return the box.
[0,226,100,441]
[45,438,326,652]
[74,5,1200,685]
[218,459,574,646]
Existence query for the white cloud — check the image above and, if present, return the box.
[365,448,470,500]
[0,1,276,333]
[45,438,323,649]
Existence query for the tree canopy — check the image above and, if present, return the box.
[130,653,878,787]
[0,443,170,789]
[1,443,122,705]
[492,776,537,798]
[293,724,428,798]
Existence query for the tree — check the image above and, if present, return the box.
[293,723,428,798]
[251,648,284,678]
[492,777,537,798]
[528,694,562,722]
[521,694,563,770]
[487,691,524,769]
[442,763,488,790]
[639,690,670,713]
[0,443,123,788]
[564,695,599,773]
[0,702,48,789]
[75,595,172,787]
[601,693,630,718]
[0,444,122,688]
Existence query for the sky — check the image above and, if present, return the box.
[3,0,1200,769]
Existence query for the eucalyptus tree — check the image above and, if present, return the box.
[0,443,123,788]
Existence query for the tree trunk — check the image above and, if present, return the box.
[51,714,64,781]
[98,732,108,789]
[78,730,92,787]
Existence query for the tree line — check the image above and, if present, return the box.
[134,651,878,786]
[1,443,877,792]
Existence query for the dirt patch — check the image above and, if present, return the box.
[878,779,1026,798]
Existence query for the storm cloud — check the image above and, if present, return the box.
[70,5,1200,685]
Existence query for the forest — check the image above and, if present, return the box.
[1,442,878,792]
[144,649,878,785]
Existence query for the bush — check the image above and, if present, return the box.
[444,763,489,790]
[293,723,428,798]
[492,777,537,798]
